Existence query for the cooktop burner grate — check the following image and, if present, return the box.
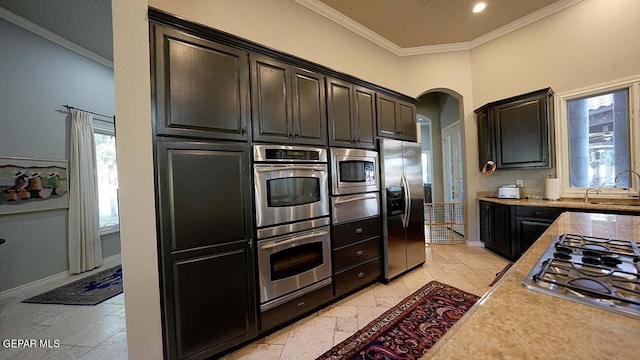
[524,233,640,319]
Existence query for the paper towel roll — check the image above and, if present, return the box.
[545,178,560,200]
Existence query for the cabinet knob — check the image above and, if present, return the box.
[241,126,246,135]
[357,272,365,279]
[356,250,364,257]
[0,238,5,245]
[533,211,543,216]
[355,228,363,234]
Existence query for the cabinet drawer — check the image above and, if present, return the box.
[333,216,380,248]
[333,237,381,272]
[334,256,381,297]
[260,282,333,332]
[515,206,563,220]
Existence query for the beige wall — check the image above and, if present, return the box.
[112,0,162,358]
[471,0,640,196]
[113,0,640,357]
[149,0,403,92]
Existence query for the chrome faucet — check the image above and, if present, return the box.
[584,187,600,205]
[614,169,640,198]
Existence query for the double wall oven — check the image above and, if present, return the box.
[253,145,332,312]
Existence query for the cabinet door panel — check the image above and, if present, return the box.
[251,56,291,143]
[398,101,417,141]
[157,141,250,252]
[517,218,552,256]
[491,204,513,259]
[153,25,249,141]
[327,79,354,146]
[292,69,327,145]
[172,247,256,359]
[479,201,491,245]
[496,99,546,166]
[354,87,376,149]
[476,108,492,168]
[376,94,397,137]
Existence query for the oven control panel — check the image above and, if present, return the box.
[254,145,328,162]
[265,149,320,161]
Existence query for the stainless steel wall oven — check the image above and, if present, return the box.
[253,145,330,236]
[257,226,331,311]
[253,145,332,311]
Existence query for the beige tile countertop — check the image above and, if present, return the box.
[425,212,640,359]
[477,195,640,213]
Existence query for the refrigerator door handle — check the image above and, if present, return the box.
[401,173,411,228]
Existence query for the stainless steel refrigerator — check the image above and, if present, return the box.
[379,138,425,281]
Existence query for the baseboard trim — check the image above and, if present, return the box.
[0,254,122,299]
[465,240,483,247]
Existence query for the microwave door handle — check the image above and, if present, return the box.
[260,230,329,250]
[255,166,325,173]
[333,194,378,204]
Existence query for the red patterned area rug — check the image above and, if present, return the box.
[317,281,479,360]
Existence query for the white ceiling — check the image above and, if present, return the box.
[0,0,112,61]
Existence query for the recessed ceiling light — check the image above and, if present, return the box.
[472,2,487,13]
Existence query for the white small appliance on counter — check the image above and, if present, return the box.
[498,184,522,199]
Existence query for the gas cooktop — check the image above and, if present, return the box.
[523,233,640,319]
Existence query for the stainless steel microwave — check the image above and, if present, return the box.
[330,148,380,195]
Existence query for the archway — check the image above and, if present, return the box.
[416,89,467,244]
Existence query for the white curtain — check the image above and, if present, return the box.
[69,109,102,274]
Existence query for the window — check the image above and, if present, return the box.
[94,119,119,233]
[557,77,640,197]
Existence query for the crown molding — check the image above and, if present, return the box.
[294,0,582,56]
[0,6,113,69]
[293,0,404,55]
[469,0,583,49]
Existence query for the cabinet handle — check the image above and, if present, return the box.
[241,125,246,135]
[533,211,543,216]
[356,250,364,257]
[357,272,365,279]
[296,302,306,309]
[355,228,363,234]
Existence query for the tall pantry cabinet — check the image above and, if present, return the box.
[150,20,256,360]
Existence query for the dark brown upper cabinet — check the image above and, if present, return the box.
[376,93,417,142]
[151,24,250,141]
[251,55,327,146]
[327,78,376,149]
[476,88,554,170]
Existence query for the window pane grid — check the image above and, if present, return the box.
[567,89,630,189]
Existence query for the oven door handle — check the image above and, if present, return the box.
[255,166,326,173]
[333,194,378,204]
[260,231,329,250]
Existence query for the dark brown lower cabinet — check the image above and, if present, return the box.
[332,216,382,297]
[480,200,639,261]
[515,218,552,257]
[155,140,256,360]
[172,245,255,359]
[479,201,514,260]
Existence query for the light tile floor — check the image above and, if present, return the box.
[0,244,509,360]
[221,244,510,360]
[0,263,127,360]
